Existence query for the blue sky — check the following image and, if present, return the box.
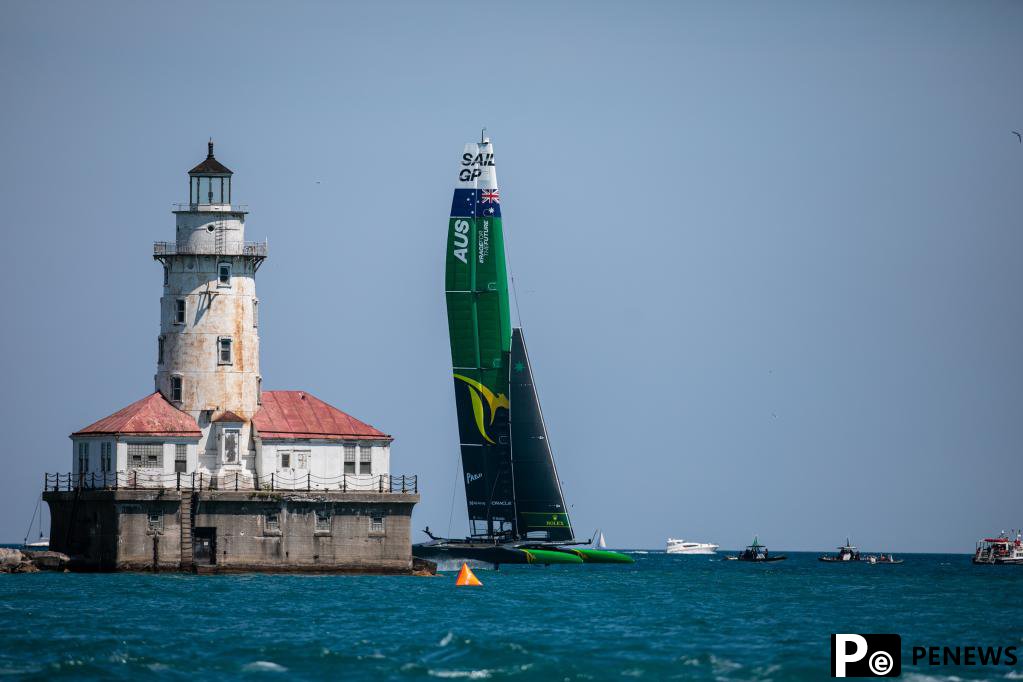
[1,1,1021,551]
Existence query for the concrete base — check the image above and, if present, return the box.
[44,488,420,574]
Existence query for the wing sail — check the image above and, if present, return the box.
[445,140,515,538]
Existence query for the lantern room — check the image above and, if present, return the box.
[188,140,232,207]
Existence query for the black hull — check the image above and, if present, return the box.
[727,556,787,562]
[413,542,529,566]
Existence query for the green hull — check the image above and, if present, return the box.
[521,548,584,565]
[566,549,635,564]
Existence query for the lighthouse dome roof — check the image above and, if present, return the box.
[188,141,232,176]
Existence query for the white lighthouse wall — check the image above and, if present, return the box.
[175,212,247,252]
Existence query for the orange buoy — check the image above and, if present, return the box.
[455,562,482,586]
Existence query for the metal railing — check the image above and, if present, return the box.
[153,241,268,257]
[172,203,248,212]
[44,472,417,494]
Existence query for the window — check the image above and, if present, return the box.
[252,299,259,327]
[171,376,182,402]
[148,511,162,531]
[222,429,239,464]
[265,512,280,532]
[279,451,291,469]
[128,443,162,469]
[163,265,169,286]
[359,446,373,475]
[77,442,89,473]
[315,509,331,532]
[218,262,231,287]
[158,336,165,365]
[218,337,232,365]
[344,444,356,475]
[174,299,186,324]
[175,444,187,473]
[100,442,112,473]
[257,377,262,405]
[370,516,384,532]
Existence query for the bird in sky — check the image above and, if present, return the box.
[1013,131,1022,144]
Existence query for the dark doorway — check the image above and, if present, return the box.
[193,527,216,564]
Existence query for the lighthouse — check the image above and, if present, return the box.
[154,141,265,476]
[49,142,421,573]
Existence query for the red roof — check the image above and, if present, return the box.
[252,391,391,441]
[213,410,245,423]
[72,392,201,438]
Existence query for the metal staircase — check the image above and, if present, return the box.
[180,492,195,569]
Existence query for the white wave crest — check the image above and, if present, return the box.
[242,661,288,673]
[428,670,492,679]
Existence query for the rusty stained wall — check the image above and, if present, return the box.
[155,207,263,472]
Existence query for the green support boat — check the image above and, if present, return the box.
[413,133,632,568]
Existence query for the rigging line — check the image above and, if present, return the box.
[502,210,526,330]
[510,273,524,330]
[446,448,461,537]
[23,495,40,545]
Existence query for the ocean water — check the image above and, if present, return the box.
[2,551,1021,681]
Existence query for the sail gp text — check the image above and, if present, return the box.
[459,151,495,181]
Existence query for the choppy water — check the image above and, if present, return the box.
[2,551,1022,680]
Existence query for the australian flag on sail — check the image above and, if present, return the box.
[450,189,502,218]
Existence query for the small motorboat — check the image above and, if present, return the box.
[819,538,861,562]
[725,536,787,562]
[666,538,719,554]
[865,553,903,565]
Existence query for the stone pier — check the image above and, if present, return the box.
[44,488,420,574]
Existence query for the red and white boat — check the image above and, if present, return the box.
[973,531,1023,565]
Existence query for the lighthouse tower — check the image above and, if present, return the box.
[153,141,266,475]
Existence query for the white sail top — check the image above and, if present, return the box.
[456,141,498,190]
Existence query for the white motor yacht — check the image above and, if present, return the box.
[666,538,718,554]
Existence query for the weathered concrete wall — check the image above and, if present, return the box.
[192,492,415,572]
[46,491,131,571]
[43,489,418,574]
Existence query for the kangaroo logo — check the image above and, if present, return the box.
[453,374,509,444]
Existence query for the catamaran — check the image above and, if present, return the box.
[412,134,632,568]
